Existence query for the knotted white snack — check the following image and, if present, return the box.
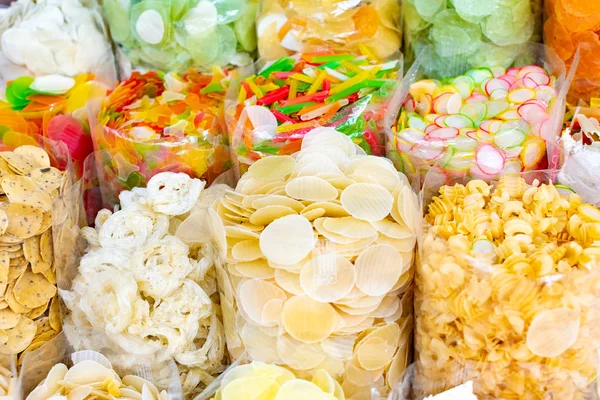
[61,172,226,398]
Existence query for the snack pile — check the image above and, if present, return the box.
[544,0,600,103]
[102,0,257,72]
[26,350,168,400]
[416,175,600,398]
[94,70,231,205]
[0,145,64,367]
[217,128,417,398]
[1,74,108,177]
[390,65,558,181]
[228,53,398,173]
[257,0,401,61]
[403,0,542,78]
[0,0,117,88]
[61,172,226,398]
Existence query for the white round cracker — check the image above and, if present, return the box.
[354,244,404,297]
[259,215,316,266]
[285,176,338,202]
[526,308,580,358]
[341,183,394,222]
[299,253,356,303]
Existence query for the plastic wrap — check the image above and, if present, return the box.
[0,0,117,90]
[102,0,257,73]
[414,172,600,399]
[558,111,600,208]
[91,69,232,208]
[385,43,572,185]
[214,128,417,399]
[1,74,110,178]
[20,332,180,398]
[0,136,72,373]
[227,53,400,177]
[402,0,543,79]
[55,155,228,399]
[0,350,18,399]
[256,0,401,62]
[544,0,600,104]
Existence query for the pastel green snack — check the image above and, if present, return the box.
[103,0,258,72]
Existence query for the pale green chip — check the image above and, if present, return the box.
[234,2,258,52]
[186,28,220,67]
[429,10,481,58]
[481,0,534,46]
[212,0,247,24]
[214,24,238,67]
[171,0,191,20]
[104,0,132,43]
[468,42,520,70]
[403,2,429,34]
[414,0,445,21]
[452,0,498,23]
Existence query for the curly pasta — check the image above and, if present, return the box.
[416,176,600,399]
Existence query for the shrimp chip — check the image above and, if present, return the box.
[248,156,296,180]
[250,205,298,226]
[526,308,580,358]
[281,295,338,343]
[260,215,316,265]
[285,176,338,202]
[341,183,393,221]
[355,244,404,296]
[300,253,356,302]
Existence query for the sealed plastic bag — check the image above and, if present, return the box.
[402,0,542,79]
[0,0,117,89]
[0,350,18,399]
[91,69,232,208]
[544,0,600,104]
[214,128,417,399]
[102,0,257,73]
[1,74,110,178]
[385,43,572,185]
[227,53,400,176]
[0,135,72,371]
[20,332,181,398]
[257,0,401,61]
[55,154,228,399]
[414,172,600,399]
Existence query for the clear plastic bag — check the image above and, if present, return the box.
[414,170,600,399]
[402,0,543,79]
[90,70,232,208]
[102,0,258,73]
[214,128,417,399]
[55,153,228,399]
[0,0,117,90]
[385,43,573,186]
[544,0,600,104]
[226,53,400,177]
[19,332,181,399]
[256,0,401,62]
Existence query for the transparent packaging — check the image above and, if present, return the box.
[385,43,573,186]
[215,128,417,399]
[414,171,600,399]
[402,0,543,79]
[102,0,258,73]
[0,0,117,90]
[256,0,401,62]
[226,53,400,177]
[90,70,232,208]
[55,154,229,399]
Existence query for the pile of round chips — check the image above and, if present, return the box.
[26,350,168,400]
[1,74,108,177]
[216,128,417,398]
[257,0,401,61]
[390,65,558,181]
[0,145,64,366]
[228,53,398,174]
[210,362,345,400]
[416,176,600,398]
[403,0,542,78]
[94,69,231,205]
[102,0,257,72]
[0,0,117,88]
[61,172,226,398]
[544,0,600,103]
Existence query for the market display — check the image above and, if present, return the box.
[257,0,401,61]
[26,350,168,399]
[217,128,417,398]
[403,0,542,78]
[0,0,117,90]
[102,0,257,72]
[0,144,65,366]
[93,69,231,206]
[61,172,226,398]
[544,0,600,103]
[416,175,600,398]
[390,65,559,181]
[1,74,109,177]
[228,53,398,174]
[558,111,600,207]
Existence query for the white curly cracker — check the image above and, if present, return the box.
[98,208,154,251]
[146,172,205,216]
